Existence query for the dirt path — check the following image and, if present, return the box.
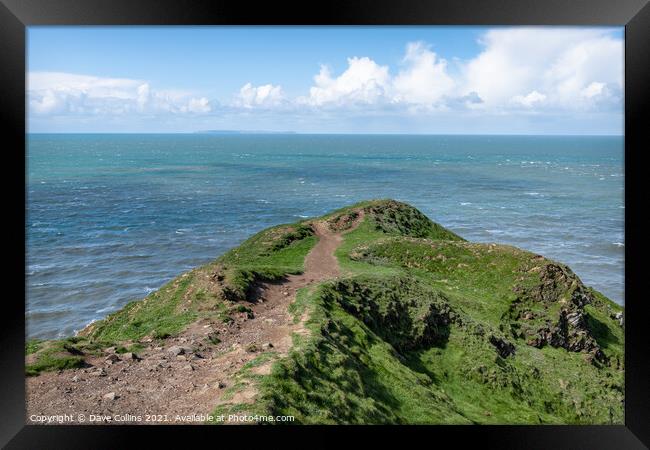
[25,216,361,424]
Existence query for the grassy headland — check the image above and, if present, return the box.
[26,200,624,424]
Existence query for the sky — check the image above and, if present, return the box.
[27,26,624,134]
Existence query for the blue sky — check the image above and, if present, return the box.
[27,26,624,134]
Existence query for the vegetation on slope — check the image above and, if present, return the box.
[27,199,625,425]
[26,222,317,375]
[216,200,624,424]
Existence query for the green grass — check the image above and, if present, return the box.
[115,343,145,354]
[25,336,105,376]
[26,353,85,377]
[26,339,42,355]
[250,274,623,424]
[84,273,198,342]
[348,237,538,324]
[247,282,470,424]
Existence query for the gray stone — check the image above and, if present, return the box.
[122,352,140,361]
[615,312,624,326]
[105,354,120,363]
[167,345,185,356]
[103,392,117,401]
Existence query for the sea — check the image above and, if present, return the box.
[26,134,625,339]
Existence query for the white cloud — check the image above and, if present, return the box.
[298,46,456,109]
[391,41,455,105]
[28,72,212,116]
[462,28,622,111]
[512,90,546,107]
[303,57,391,106]
[136,83,151,111]
[293,30,621,113]
[234,82,285,108]
[581,81,605,99]
[185,97,212,113]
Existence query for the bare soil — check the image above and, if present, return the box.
[25,215,362,425]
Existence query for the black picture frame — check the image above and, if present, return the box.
[1,0,648,447]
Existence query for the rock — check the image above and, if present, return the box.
[92,368,107,377]
[176,355,186,361]
[183,364,194,371]
[105,354,120,363]
[264,342,274,349]
[122,352,140,361]
[529,308,607,365]
[489,335,516,358]
[614,312,624,327]
[190,353,204,360]
[103,392,118,401]
[105,347,116,354]
[71,375,80,382]
[566,311,584,328]
[167,345,185,356]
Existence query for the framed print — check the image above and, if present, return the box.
[1,0,648,447]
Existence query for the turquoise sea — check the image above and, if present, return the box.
[26,134,624,339]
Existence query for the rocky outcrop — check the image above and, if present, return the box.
[489,335,516,358]
[511,263,606,364]
[327,211,360,232]
[322,276,452,352]
[528,309,606,363]
[516,263,592,308]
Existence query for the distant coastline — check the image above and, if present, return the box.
[194,130,297,135]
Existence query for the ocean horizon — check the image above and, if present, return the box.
[26,133,624,339]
